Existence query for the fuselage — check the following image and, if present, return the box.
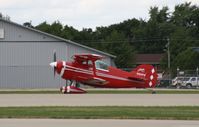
[50,53,158,94]
[56,61,147,88]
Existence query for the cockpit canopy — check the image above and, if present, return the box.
[72,54,109,70]
[95,60,109,70]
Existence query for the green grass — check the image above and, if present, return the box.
[0,89,199,94]
[0,106,198,120]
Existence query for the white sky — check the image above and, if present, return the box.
[0,0,198,30]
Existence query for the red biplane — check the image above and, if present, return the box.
[50,53,158,93]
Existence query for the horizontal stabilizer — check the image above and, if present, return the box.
[128,77,145,83]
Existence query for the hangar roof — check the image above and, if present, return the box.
[0,18,116,58]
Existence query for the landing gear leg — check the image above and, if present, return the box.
[66,80,76,93]
[71,80,77,87]
[60,80,72,93]
[66,80,72,93]
[60,80,86,94]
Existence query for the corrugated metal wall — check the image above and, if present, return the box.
[0,19,112,88]
[0,42,67,88]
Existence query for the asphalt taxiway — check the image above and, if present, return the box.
[0,119,199,127]
[0,94,198,107]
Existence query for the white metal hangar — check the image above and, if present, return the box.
[0,18,116,88]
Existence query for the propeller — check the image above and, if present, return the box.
[53,50,57,78]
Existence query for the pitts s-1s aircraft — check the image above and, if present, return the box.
[50,52,158,93]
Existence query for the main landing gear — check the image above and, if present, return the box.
[60,80,86,94]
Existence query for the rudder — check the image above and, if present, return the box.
[133,64,158,88]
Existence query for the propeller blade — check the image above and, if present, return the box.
[53,50,57,78]
[53,50,56,62]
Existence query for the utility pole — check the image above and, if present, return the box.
[177,67,179,85]
[167,38,171,85]
[167,38,170,69]
[197,67,198,89]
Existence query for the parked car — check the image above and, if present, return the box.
[172,76,199,88]
[181,77,199,88]
[171,77,184,88]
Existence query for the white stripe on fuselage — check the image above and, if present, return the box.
[64,68,93,75]
[96,72,138,82]
[65,65,92,73]
[61,65,143,83]
[61,64,93,77]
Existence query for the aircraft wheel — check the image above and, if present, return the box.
[60,86,66,93]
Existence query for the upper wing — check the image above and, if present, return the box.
[73,54,105,61]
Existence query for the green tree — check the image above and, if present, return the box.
[35,21,51,33]
[104,30,135,68]
[33,2,199,70]
[173,48,199,70]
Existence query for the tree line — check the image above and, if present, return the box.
[26,2,199,70]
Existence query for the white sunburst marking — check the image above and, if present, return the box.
[60,61,66,77]
[150,75,154,80]
[151,68,155,74]
[149,81,153,87]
